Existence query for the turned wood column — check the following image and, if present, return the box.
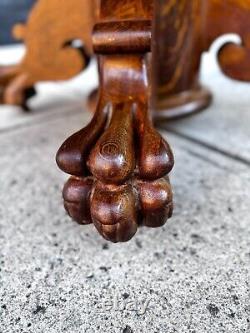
[152,0,212,119]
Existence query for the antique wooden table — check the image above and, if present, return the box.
[1,44,250,330]
[1,0,250,242]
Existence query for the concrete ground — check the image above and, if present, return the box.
[0,41,250,332]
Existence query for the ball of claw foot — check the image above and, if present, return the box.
[63,177,93,225]
[61,176,173,243]
[90,181,138,242]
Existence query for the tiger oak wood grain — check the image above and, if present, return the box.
[152,0,250,118]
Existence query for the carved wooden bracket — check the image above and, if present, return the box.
[56,0,174,242]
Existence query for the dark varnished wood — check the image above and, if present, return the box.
[88,102,135,184]
[134,102,174,179]
[63,177,93,225]
[62,176,173,243]
[3,0,250,241]
[91,181,138,243]
[57,0,250,242]
[137,177,173,228]
[56,100,108,177]
[57,0,174,243]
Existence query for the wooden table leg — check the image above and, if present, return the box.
[56,0,174,243]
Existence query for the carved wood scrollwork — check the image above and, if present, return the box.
[0,0,97,109]
[56,0,174,243]
[203,0,250,81]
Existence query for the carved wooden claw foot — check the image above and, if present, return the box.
[56,34,174,242]
[56,4,175,242]
[56,101,174,243]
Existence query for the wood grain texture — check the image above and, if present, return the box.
[56,100,108,177]
[63,176,93,225]
[56,0,250,242]
[152,0,212,119]
[136,177,173,228]
[152,0,250,118]
[56,0,174,243]
[153,0,202,97]
[91,181,138,243]
[134,102,174,179]
[100,0,153,20]
[61,176,173,242]
[88,102,135,184]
